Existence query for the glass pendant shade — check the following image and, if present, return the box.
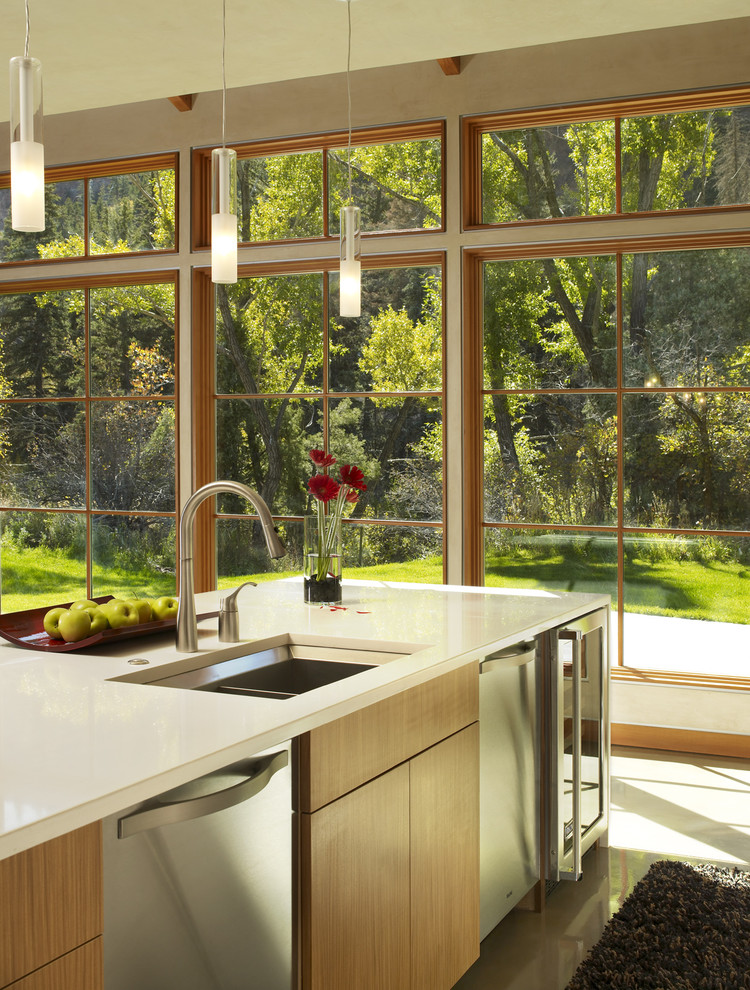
[339,204,361,317]
[9,55,45,232]
[211,146,238,284]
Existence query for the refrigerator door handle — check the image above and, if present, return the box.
[480,642,536,673]
[117,749,289,839]
[559,628,583,880]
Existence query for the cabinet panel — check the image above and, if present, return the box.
[297,664,478,812]
[6,939,102,990]
[410,725,480,990]
[299,764,410,990]
[0,823,102,988]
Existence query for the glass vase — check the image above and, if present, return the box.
[303,514,343,604]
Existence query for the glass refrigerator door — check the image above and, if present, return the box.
[553,607,609,881]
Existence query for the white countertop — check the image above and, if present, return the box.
[0,579,608,861]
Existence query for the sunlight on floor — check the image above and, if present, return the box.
[454,746,750,990]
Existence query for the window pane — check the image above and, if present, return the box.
[89,283,175,396]
[237,153,324,241]
[344,523,443,583]
[481,122,616,223]
[484,394,617,526]
[623,248,750,387]
[215,275,324,395]
[0,402,85,508]
[0,510,87,612]
[328,137,442,232]
[623,392,750,531]
[622,106,750,213]
[89,168,175,253]
[91,515,176,599]
[218,518,302,583]
[216,397,323,517]
[0,179,84,263]
[623,533,750,676]
[483,257,617,390]
[91,400,175,512]
[329,266,442,393]
[0,288,85,397]
[484,528,618,602]
[330,396,443,523]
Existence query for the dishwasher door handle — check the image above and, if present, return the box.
[117,749,289,839]
[480,642,536,674]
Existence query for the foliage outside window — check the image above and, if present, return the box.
[0,155,177,264]
[476,101,750,225]
[194,123,443,248]
[480,245,750,677]
[212,259,444,587]
[0,275,178,612]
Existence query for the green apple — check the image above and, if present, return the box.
[70,599,97,611]
[101,600,140,629]
[127,599,154,624]
[151,596,179,620]
[59,608,92,643]
[43,607,68,640]
[82,605,109,635]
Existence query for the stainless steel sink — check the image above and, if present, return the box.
[115,635,426,700]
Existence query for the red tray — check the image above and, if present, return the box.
[0,596,216,653]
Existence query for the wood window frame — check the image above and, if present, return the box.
[462,84,750,230]
[191,251,447,594]
[0,152,179,267]
[191,120,446,251]
[0,269,180,603]
[463,230,750,690]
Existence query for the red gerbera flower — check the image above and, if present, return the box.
[344,488,360,504]
[339,464,366,490]
[308,474,340,502]
[309,448,336,469]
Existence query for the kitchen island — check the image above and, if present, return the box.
[0,579,609,990]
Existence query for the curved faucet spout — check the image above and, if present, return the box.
[176,481,285,652]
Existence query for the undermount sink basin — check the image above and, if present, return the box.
[114,635,426,701]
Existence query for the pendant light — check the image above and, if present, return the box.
[339,0,361,317]
[211,0,237,284]
[9,0,45,232]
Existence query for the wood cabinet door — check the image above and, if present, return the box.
[6,939,102,990]
[410,724,480,990]
[0,823,102,988]
[298,764,410,990]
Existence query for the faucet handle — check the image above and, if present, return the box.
[218,581,257,642]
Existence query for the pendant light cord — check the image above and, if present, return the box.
[221,0,227,148]
[24,0,30,57]
[346,0,353,204]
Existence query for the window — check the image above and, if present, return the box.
[466,238,750,678]
[0,273,178,612]
[191,122,444,249]
[0,153,177,264]
[464,90,750,228]
[192,255,445,590]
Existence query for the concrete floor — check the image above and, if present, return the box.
[455,746,750,990]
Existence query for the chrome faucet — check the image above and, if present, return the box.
[176,481,285,652]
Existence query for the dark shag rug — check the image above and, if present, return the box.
[566,860,750,989]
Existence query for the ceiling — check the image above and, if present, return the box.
[0,0,747,119]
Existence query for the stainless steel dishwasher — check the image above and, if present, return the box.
[103,743,292,990]
[479,639,540,940]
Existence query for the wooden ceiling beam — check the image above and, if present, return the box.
[168,94,195,112]
[437,57,461,76]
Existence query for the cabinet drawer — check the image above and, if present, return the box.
[296,664,478,811]
[5,939,102,990]
[0,823,102,988]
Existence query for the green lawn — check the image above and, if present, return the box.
[0,543,176,613]
[2,540,747,626]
